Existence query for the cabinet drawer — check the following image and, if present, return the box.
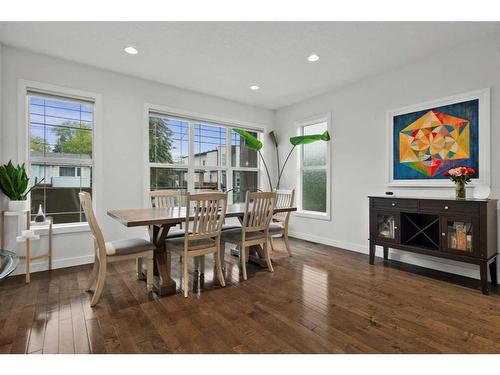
[372,198,418,211]
[420,200,479,215]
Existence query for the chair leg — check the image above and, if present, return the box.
[86,258,99,292]
[146,255,153,292]
[136,257,144,280]
[269,236,276,252]
[194,256,199,273]
[183,253,189,298]
[283,231,292,257]
[219,241,226,270]
[240,245,248,281]
[264,239,274,273]
[90,261,107,307]
[215,244,226,287]
[200,255,205,276]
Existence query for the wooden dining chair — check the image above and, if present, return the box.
[150,189,181,209]
[147,189,187,269]
[165,192,228,298]
[221,191,276,280]
[79,192,154,306]
[149,190,185,234]
[268,189,295,256]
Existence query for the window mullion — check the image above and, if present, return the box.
[187,121,195,193]
[226,127,233,203]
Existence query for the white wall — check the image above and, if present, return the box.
[1,45,274,275]
[275,32,500,279]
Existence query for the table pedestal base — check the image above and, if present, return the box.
[153,276,177,296]
[230,245,268,267]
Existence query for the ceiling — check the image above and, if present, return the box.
[0,22,499,109]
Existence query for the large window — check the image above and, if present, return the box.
[28,92,94,224]
[148,111,260,203]
[298,118,330,218]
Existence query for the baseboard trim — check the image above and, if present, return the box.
[288,230,480,280]
[11,254,94,276]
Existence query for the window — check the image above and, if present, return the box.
[298,117,330,219]
[28,92,94,224]
[231,129,259,203]
[148,111,260,203]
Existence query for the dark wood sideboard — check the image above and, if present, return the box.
[368,196,498,294]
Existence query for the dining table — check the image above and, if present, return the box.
[107,203,296,296]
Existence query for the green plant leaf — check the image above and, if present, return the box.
[0,165,16,199]
[289,130,331,146]
[0,160,36,201]
[233,128,263,151]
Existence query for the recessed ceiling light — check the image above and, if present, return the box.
[307,54,319,62]
[124,46,138,55]
[249,85,260,90]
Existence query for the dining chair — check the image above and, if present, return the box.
[150,189,182,209]
[165,192,227,298]
[149,190,185,236]
[268,189,295,256]
[147,189,187,271]
[79,192,154,307]
[221,191,276,280]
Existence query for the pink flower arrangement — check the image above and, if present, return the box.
[444,166,475,183]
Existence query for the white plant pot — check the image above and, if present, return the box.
[8,200,29,212]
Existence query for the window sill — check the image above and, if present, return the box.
[32,222,90,236]
[294,210,331,221]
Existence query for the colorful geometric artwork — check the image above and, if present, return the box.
[393,99,479,181]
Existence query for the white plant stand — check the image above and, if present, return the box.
[1,210,52,283]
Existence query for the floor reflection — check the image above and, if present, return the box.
[301,264,329,323]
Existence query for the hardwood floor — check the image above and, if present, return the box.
[1,237,500,354]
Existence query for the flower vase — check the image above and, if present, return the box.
[455,180,466,200]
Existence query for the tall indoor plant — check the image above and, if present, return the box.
[0,161,44,211]
[233,128,330,191]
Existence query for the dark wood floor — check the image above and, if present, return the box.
[1,237,500,354]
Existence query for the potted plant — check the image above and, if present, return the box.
[0,161,44,211]
[445,166,475,200]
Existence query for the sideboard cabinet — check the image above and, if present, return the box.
[368,196,498,294]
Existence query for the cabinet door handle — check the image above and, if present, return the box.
[442,232,446,236]
[444,206,449,210]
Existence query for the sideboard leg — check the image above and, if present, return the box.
[369,242,375,265]
[489,258,498,286]
[383,247,389,261]
[480,261,489,295]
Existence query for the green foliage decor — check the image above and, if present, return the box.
[0,161,44,201]
[290,131,330,145]
[233,128,331,190]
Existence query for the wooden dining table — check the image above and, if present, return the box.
[107,204,296,296]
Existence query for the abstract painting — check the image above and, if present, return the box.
[388,89,490,187]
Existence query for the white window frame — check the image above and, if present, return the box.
[295,113,332,221]
[18,80,102,233]
[144,103,264,206]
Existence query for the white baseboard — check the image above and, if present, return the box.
[288,230,480,280]
[11,254,94,276]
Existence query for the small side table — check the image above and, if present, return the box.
[1,210,52,284]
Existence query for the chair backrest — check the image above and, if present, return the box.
[149,190,182,209]
[242,191,276,233]
[274,189,295,223]
[79,192,107,261]
[185,192,228,242]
